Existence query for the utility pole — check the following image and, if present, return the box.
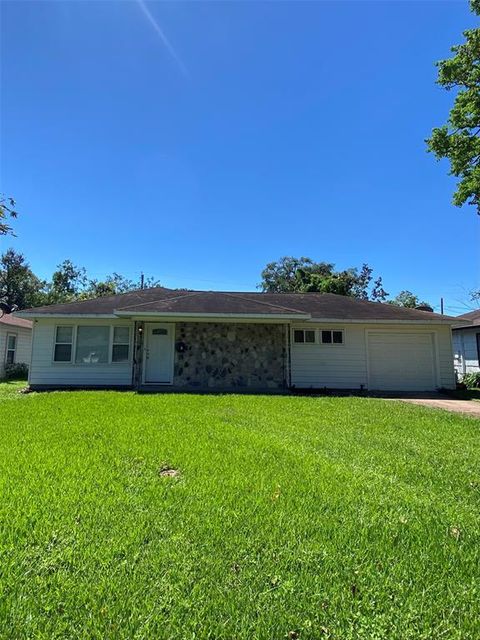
[140,272,145,290]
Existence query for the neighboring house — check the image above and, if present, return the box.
[0,314,33,379]
[18,287,461,392]
[452,309,480,380]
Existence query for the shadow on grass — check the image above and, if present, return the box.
[441,387,480,402]
[21,383,464,401]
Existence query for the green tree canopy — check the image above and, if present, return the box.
[259,257,389,300]
[260,257,334,293]
[426,1,480,213]
[45,260,88,304]
[0,249,46,310]
[387,290,431,309]
[44,264,163,303]
[82,273,162,299]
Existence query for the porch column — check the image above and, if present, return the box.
[132,321,145,388]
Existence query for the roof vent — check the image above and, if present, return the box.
[415,304,434,312]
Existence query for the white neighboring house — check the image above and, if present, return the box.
[17,287,463,392]
[452,309,480,380]
[0,314,33,379]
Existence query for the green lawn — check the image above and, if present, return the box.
[0,386,479,639]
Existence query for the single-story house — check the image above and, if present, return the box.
[452,309,480,380]
[17,287,461,392]
[0,313,33,379]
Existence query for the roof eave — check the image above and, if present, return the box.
[15,312,118,319]
[452,322,479,330]
[113,311,311,320]
[303,317,463,325]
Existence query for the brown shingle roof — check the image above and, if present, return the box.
[18,287,459,323]
[0,314,33,329]
[116,291,308,316]
[453,308,480,329]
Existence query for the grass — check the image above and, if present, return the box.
[0,386,479,639]
[0,380,28,397]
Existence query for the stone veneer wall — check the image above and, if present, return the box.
[173,322,287,389]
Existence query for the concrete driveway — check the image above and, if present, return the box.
[390,395,480,417]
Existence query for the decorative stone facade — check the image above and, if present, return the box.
[173,322,287,389]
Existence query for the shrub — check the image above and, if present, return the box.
[4,362,29,381]
[462,371,480,389]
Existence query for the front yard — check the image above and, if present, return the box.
[0,385,479,639]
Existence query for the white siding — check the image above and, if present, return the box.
[29,318,134,387]
[290,323,455,391]
[0,325,32,378]
[452,328,480,379]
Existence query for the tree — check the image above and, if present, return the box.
[388,290,431,309]
[351,264,374,300]
[83,273,162,298]
[46,260,88,304]
[0,249,46,310]
[0,196,18,236]
[370,277,389,302]
[426,0,480,213]
[299,269,359,296]
[260,257,334,293]
[259,257,384,299]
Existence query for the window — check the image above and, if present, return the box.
[112,326,130,362]
[75,326,109,364]
[321,330,344,345]
[54,326,73,362]
[5,334,17,364]
[293,329,316,344]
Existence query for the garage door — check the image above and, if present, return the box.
[368,332,436,391]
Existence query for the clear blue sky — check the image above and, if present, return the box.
[1,0,479,314]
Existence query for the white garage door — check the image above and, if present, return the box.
[368,332,436,391]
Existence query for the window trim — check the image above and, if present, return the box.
[292,328,317,345]
[53,325,74,364]
[52,324,133,366]
[291,327,346,347]
[111,325,132,364]
[5,332,17,365]
[320,329,345,346]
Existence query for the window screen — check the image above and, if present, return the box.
[54,326,73,362]
[5,334,16,364]
[75,326,109,364]
[321,330,344,345]
[293,330,316,344]
[112,326,130,362]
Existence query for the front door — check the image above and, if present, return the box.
[144,323,174,384]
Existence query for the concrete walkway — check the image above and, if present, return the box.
[394,396,480,417]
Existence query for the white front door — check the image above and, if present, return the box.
[144,323,174,384]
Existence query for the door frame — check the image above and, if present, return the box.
[142,322,175,385]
